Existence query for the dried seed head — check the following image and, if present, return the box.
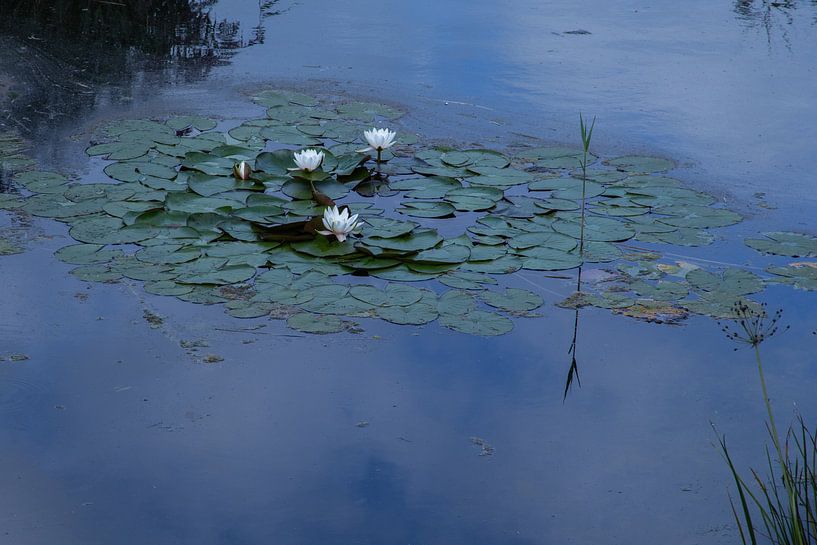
[719,302,789,348]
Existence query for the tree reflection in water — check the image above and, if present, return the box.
[734,0,817,49]
[0,0,284,135]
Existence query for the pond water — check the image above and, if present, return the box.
[1,1,816,544]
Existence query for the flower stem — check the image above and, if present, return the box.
[755,344,782,454]
[755,344,806,543]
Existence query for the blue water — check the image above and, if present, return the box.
[1,1,817,544]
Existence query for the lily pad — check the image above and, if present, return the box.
[287,313,347,334]
[480,288,543,312]
[605,155,674,173]
[745,232,817,258]
[439,310,513,336]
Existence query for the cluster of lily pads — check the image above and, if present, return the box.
[1,89,816,335]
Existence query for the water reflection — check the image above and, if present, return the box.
[734,0,817,48]
[0,0,285,136]
[565,266,583,399]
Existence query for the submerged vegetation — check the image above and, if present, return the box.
[0,90,816,336]
[717,305,816,545]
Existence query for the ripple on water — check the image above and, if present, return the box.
[0,375,47,416]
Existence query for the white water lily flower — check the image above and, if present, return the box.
[233,160,252,180]
[289,149,324,172]
[316,205,361,242]
[358,128,397,153]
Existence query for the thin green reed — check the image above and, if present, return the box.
[578,113,596,262]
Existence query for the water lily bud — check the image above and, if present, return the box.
[233,161,252,180]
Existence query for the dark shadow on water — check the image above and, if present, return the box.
[734,0,817,49]
[0,0,285,136]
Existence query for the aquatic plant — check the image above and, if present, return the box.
[290,149,325,172]
[233,160,252,180]
[577,113,596,262]
[317,206,361,242]
[3,89,805,336]
[358,128,397,164]
[563,114,595,399]
[716,304,816,545]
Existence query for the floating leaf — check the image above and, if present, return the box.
[552,217,635,242]
[480,288,543,312]
[14,171,69,194]
[745,232,817,258]
[362,229,443,253]
[177,264,256,285]
[337,101,403,121]
[766,264,817,290]
[287,313,347,334]
[605,155,674,173]
[440,310,513,336]
[685,268,764,296]
[397,201,456,218]
[656,205,741,229]
[55,244,122,265]
[437,290,477,315]
[630,280,689,301]
[375,292,438,325]
[439,271,497,290]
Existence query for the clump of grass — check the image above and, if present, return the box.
[716,303,815,545]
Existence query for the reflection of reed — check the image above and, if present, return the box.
[564,265,583,400]
[733,0,817,50]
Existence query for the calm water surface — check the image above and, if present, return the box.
[1,1,816,544]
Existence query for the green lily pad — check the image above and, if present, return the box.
[292,236,360,257]
[745,232,817,258]
[177,264,256,285]
[439,271,497,290]
[362,217,418,238]
[337,102,403,121]
[71,264,123,282]
[480,288,543,312]
[69,217,159,244]
[144,281,195,296]
[282,179,349,200]
[372,265,440,281]
[166,115,217,132]
[630,280,689,301]
[362,229,443,253]
[14,171,69,194]
[766,264,817,291]
[656,205,742,229]
[605,155,674,173]
[375,293,438,325]
[440,310,513,336]
[397,201,456,218]
[55,244,122,265]
[685,268,764,296]
[437,290,477,315]
[287,313,347,334]
[552,217,636,242]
